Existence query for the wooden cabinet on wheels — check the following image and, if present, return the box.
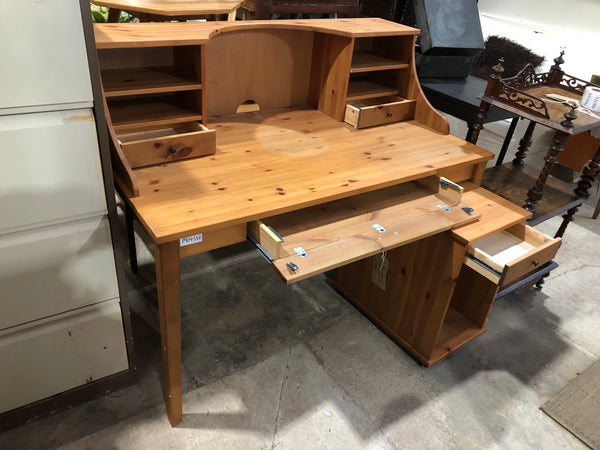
[94,18,562,426]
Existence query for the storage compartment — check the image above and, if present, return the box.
[118,121,216,168]
[248,177,479,284]
[464,223,561,287]
[0,299,128,414]
[345,95,416,128]
[329,231,473,367]
[346,36,413,103]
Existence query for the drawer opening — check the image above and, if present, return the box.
[248,176,480,284]
[345,95,416,129]
[465,223,561,287]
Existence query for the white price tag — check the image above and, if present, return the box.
[180,233,203,247]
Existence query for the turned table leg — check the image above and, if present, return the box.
[573,143,600,199]
[524,129,570,213]
[155,241,183,426]
[512,121,537,167]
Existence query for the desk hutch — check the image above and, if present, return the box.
[94,19,561,426]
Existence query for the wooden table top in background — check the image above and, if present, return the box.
[92,0,244,17]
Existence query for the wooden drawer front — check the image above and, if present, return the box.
[464,223,561,287]
[344,96,416,128]
[0,216,119,330]
[0,299,128,414]
[248,177,480,284]
[0,110,107,234]
[119,122,216,168]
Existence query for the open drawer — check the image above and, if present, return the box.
[344,95,416,129]
[117,121,216,168]
[464,223,561,288]
[248,177,480,284]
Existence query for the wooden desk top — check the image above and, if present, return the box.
[92,0,243,16]
[94,18,419,48]
[129,108,493,243]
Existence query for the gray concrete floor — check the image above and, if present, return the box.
[1,116,599,449]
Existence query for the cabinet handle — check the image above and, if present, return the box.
[169,147,177,154]
[386,112,393,118]
[532,260,539,267]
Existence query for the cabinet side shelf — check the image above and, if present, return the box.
[428,307,485,365]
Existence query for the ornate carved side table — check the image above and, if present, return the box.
[469,53,600,239]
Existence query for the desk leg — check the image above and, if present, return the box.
[125,206,138,274]
[495,117,520,166]
[155,241,182,426]
[524,130,570,213]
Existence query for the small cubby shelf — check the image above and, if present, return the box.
[346,80,400,101]
[350,52,410,74]
[108,95,204,133]
[101,66,203,97]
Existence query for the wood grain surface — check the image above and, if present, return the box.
[128,108,492,242]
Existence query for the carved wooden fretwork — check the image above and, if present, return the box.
[558,73,592,95]
[503,64,549,90]
[497,83,549,118]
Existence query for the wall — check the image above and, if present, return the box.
[478,0,600,81]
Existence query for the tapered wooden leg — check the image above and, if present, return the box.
[155,241,182,426]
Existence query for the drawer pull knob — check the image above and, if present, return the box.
[532,261,539,267]
[386,112,393,118]
[287,262,298,272]
[169,147,177,154]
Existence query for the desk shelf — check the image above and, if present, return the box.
[346,80,400,101]
[350,52,409,73]
[101,67,203,97]
[108,96,204,132]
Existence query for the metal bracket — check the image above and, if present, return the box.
[372,224,386,233]
[247,234,274,262]
[294,247,308,257]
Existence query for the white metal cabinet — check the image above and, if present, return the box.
[0,299,128,414]
[0,217,119,330]
[0,110,107,234]
[0,0,131,419]
[0,0,92,114]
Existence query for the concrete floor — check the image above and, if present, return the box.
[1,116,599,449]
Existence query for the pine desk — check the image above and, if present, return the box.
[95,19,561,426]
